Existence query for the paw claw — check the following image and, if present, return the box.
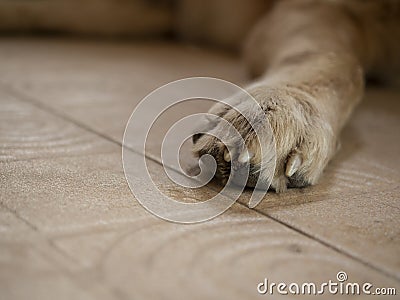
[223,148,231,162]
[238,149,253,164]
[285,153,302,177]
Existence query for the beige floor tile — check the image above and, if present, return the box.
[0,90,116,162]
[0,205,122,300]
[0,244,94,300]
[16,149,397,300]
[1,150,146,234]
[333,86,400,177]
[0,38,246,143]
[0,205,33,241]
[1,142,227,234]
[254,190,400,278]
[2,141,398,299]
[72,215,399,300]
[0,206,97,300]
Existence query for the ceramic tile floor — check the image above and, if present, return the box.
[0,38,399,300]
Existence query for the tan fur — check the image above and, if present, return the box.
[192,0,400,191]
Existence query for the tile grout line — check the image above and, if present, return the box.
[253,206,400,282]
[0,202,84,268]
[2,82,399,283]
[0,202,126,300]
[0,82,168,169]
[0,202,93,268]
[0,82,124,149]
[0,202,40,232]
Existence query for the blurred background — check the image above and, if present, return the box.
[0,0,272,49]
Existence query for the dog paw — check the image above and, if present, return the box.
[192,84,338,192]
